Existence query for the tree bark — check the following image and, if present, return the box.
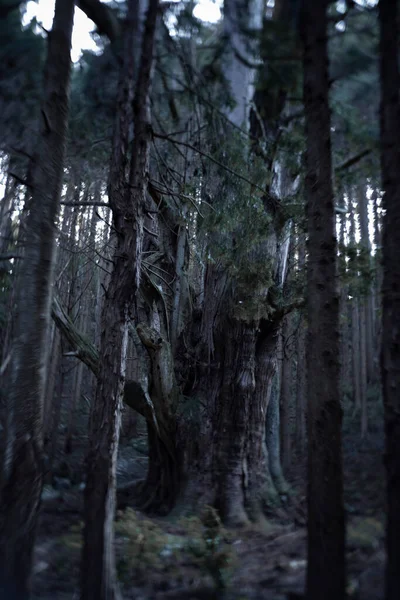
[301,1,345,598]
[378,1,400,598]
[357,185,375,382]
[0,0,74,600]
[349,190,364,414]
[295,234,306,453]
[0,1,74,597]
[81,0,158,597]
[360,299,368,437]
[280,315,293,471]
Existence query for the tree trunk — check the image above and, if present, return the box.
[349,191,364,415]
[352,298,362,411]
[295,234,306,453]
[267,369,289,497]
[301,1,345,598]
[214,320,258,526]
[0,2,74,597]
[378,1,400,598]
[357,185,375,382]
[44,328,62,444]
[360,299,368,437]
[280,315,293,471]
[206,316,282,525]
[81,0,158,597]
[252,323,282,511]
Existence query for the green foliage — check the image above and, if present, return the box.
[330,6,380,176]
[183,505,236,591]
[115,507,235,590]
[0,2,45,153]
[258,19,302,108]
[339,242,376,297]
[347,517,384,551]
[68,49,117,170]
[198,130,280,319]
[115,508,183,578]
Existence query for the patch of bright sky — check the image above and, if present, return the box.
[23,0,222,63]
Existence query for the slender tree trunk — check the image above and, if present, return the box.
[295,235,306,453]
[338,192,351,400]
[64,206,96,454]
[360,299,368,437]
[44,328,62,442]
[357,185,375,382]
[348,191,364,414]
[280,315,293,471]
[301,1,345,598]
[378,2,400,598]
[81,0,158,597]
[47,357,65,478]
[352,298,362,410]
[372,187,382,380]
[0,2,74,597]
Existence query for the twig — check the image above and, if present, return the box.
[335,148,372,172]
[153,131,267,195]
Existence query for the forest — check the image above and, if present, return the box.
[0,0,399,598]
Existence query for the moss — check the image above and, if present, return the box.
[115,508,183,576]
[347,517,384,551]
[115,506,236,591]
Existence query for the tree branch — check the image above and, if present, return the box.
[152,130,268,196]
[335,148,372,172]
[51,297,154,422]
[77,0,121,42]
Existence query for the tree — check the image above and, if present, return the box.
[0,0,75,597]
[81,0,159,597]
[300,0,345,598]
[378,0,400,598]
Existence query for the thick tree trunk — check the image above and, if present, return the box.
[192,308,284,525]
[301,1,345,598]
[378,2,400,598]
[214,320,258,526]
[250,323,281,513]
[267,370,289,497]
[0,2,74,597]
[81,1,158,598]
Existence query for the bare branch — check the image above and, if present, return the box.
[77,0,121,42]
[335,148,372,173]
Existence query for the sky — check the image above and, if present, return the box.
[23,0,222,63]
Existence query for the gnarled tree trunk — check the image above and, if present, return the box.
[81,0,158,597]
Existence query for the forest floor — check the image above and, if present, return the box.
[32,396,386,600]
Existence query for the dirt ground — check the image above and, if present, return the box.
[32,399,386,600]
